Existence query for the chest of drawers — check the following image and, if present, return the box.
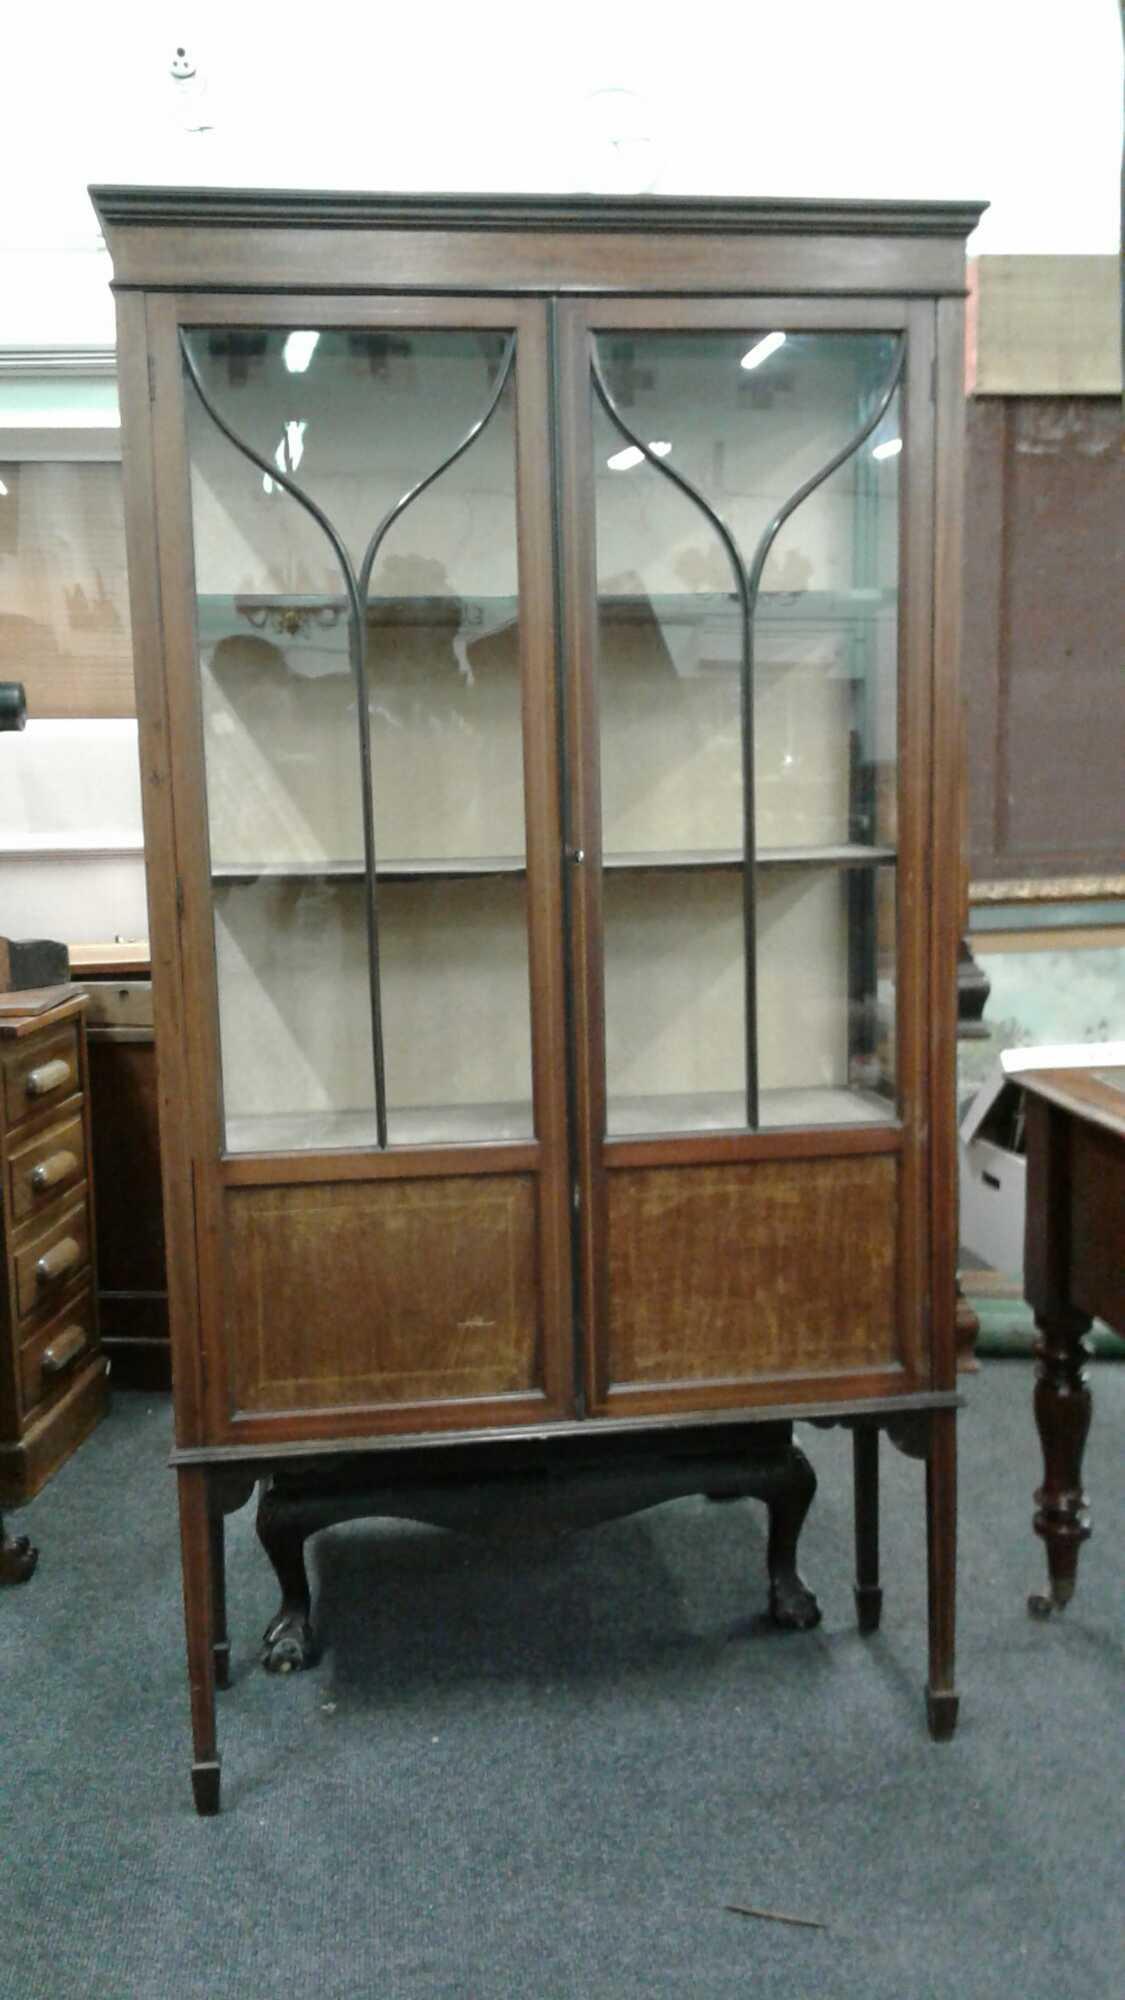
[0,989,109,1504]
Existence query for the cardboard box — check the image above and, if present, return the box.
[959,1041,1125,1276]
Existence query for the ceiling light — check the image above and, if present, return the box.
[740,331,786,371]
[283,331,320,374]
[606,440,672,472]
[872,437,903,461]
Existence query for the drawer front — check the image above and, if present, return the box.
[82,980,154,1036]
[3,1024,81,1131]
[20,1291,97,1421]
[15,1196,90,1322]
[8,1112,86,1225]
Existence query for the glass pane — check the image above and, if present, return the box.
[591,328,901,1136]
[758,863,896,1128]
[603,866,744,1137]
[183,326,532,1152]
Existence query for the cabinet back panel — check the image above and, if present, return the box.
[225,1176,541,1414]
[606,1156,898,1386]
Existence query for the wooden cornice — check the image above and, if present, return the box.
[89,185,988,241]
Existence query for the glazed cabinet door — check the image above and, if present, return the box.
[147,297,572,1439]
[557,300,937,1416]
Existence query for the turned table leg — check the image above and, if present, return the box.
[1029,1307,1093,1615]
[1023,1094,1096,1618]
[178,1466,221,1814]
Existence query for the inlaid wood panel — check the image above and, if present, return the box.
[226,1175,541,1415]
[606,1156,899,1388]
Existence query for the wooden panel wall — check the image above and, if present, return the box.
[963,396,1124,889]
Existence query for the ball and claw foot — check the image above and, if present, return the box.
[769,1571,822,1631]
[0,1532,38,1585]
[261,1608,319,1674]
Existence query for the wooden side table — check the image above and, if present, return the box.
[1021,1064,1125,1614]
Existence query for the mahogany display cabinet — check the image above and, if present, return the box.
[92,186,983,1812]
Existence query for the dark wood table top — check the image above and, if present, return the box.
[1019,1065,1125,1143]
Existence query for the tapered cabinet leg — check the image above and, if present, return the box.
[1029,1309,1092,1615]
[178,1466,221,1813]
[925,1410,959,1741]
[853,1426,882,1634]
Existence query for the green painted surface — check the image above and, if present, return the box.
[966,1291,1125,1358]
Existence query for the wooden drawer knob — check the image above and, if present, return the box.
[31,1148,79,1192]
[41,1324,86,1378]
[26,1057,74,1099]
[35,1236,81,1286]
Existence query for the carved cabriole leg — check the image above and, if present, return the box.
[1029,1307,1093,1615]
[257,1477,319,1674]
[0,1507,38,1585]
[925,1409,959,1742]
[852,1426,882,1633]
[764,1438,821,1632]
[707,1427,820,1629]
[177,1466,220,1815]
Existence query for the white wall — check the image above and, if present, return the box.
[1,0,1121,345]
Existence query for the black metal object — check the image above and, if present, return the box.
[0,682,27,732]
[0,938,70,992]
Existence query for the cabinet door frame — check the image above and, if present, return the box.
[554,295,943,1416]
[136,291,574,1444]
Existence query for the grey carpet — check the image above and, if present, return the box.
[2,1361,1122,2000]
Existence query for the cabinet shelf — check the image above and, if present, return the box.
[222,1084,896,1155]
[197,588,895,642]
[604,844,896,872]
[609,1086,896,1137]
[211,857,528,884]
[211,844,895,884]
[224,1103,535,1153]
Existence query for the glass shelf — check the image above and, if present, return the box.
[224,1102,535,1154]
[199,588,896,637]
[210,845,896,882]
[606,1086,896,1139]
[211,857,528,882]
[603,845,896,871]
